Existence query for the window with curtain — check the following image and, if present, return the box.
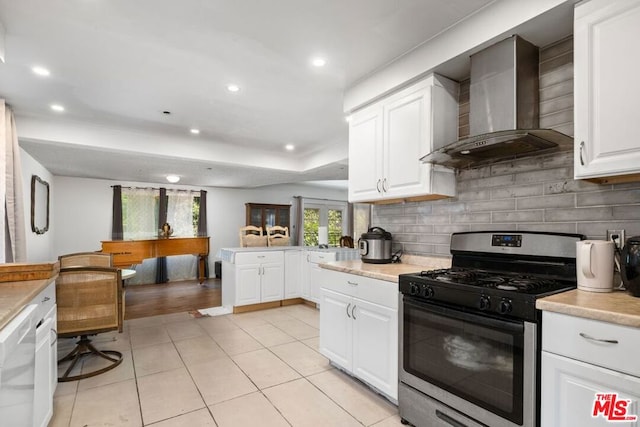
[120,188,201,284]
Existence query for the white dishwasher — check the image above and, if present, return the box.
[0,304,37,427]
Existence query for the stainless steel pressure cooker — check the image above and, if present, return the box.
[359,227,393,264]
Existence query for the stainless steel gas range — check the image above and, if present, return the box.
[398,231,585,427]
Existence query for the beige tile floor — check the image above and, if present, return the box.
[50,304,402,426]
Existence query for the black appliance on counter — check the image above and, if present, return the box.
[621,236,640,297]
[398,231,585,427]
[359,227,393,264]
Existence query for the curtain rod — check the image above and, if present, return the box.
[111,185,204,193]
[294,196,347,203]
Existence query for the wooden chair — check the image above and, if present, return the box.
[266,226,290,246]
[339,236,354,248]
[56,267,124,382]
[59,251,113,268]
[58,251,125,325]
[239,225,268,247]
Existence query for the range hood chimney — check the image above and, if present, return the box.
[421,35,573,168]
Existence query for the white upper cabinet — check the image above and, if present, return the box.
[348,74,458,203]
[574,0,640,182]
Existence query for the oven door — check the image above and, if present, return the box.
[399,295,537,427]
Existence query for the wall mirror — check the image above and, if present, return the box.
[31,175,50,234]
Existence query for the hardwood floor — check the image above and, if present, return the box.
[124,278,221,320]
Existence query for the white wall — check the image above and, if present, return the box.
[21,149,55,262]
[52,176,347,276]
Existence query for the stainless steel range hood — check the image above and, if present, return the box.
[421,35,573,168]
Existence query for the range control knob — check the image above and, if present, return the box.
[409,282,420,295]
[479,295,491,311]
[421,285,435,298]
[498,299,513,314]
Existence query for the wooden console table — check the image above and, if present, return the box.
[101,237,210,283]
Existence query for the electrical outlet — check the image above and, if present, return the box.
[607,229,626,250]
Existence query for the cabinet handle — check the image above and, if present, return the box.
[376,179,382,193]
[436,410,468,427]
[579,332,618,344]
[257,255,265,258]
[346,303,351,319]
[347,280,358,286]
[43,296,50,302]
[351,305,357,319]
[50,328,58,346]
[579,141,585,166]
[382,178,388,192]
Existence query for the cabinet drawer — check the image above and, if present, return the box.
[235,251,283,265]
[542,311,640,377]
[307,251,336,264]
[319,269,398,309]
[30,280,56,324]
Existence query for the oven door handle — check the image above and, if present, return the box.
[436,410,469,427]
[403,296,524,333]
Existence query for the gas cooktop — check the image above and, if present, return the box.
[415,268,574,294]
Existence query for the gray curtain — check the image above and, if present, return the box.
[111,185,123,240]
[293,196,303,246]
[197,190,209,278]
[346,202,354,238]
[156,187,168,283]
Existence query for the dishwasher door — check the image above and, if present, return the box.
[0,304,37,427]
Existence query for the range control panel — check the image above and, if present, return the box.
[492,234,522,248]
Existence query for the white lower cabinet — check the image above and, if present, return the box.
[541,311,640,427]
[284,250,302,299]
[303,251,337,305]
[222,251,284,307]
[319,269,398,401]
[31,281,57,427]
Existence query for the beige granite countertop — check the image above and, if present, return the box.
[319,255,451,283]
[0,278,55,330]
[536,289,640,328]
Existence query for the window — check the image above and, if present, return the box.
[302,201,347,247]
[122,188,159,240]
[353,203,371,241]
[121,188,201,284]
[122,188,200,238]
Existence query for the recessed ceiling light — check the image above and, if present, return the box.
[190,128,200,135]
[166,175,180,183]
[227,84,240,93]
[285,144,295,151]
[311,57,327,67]
[32,66,50,77]
[50,104,65,112]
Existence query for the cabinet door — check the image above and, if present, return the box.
[34,317,53,427]
[541,351,640,427]
[284,251,302,299]
[319,289,352,371]
[235,264,261,306]
[352,297,398,400]
[574,0,640,180]
[308,262,324,304]
[348,105,384,202]
[383,83,431,199]
[261,262,284,302]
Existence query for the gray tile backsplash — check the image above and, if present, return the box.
[372,37,640,257]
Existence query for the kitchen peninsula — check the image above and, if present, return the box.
[218,246,360,313]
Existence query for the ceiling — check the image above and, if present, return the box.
[0,0,497,188]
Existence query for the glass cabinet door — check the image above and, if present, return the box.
[245,203,291,230]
